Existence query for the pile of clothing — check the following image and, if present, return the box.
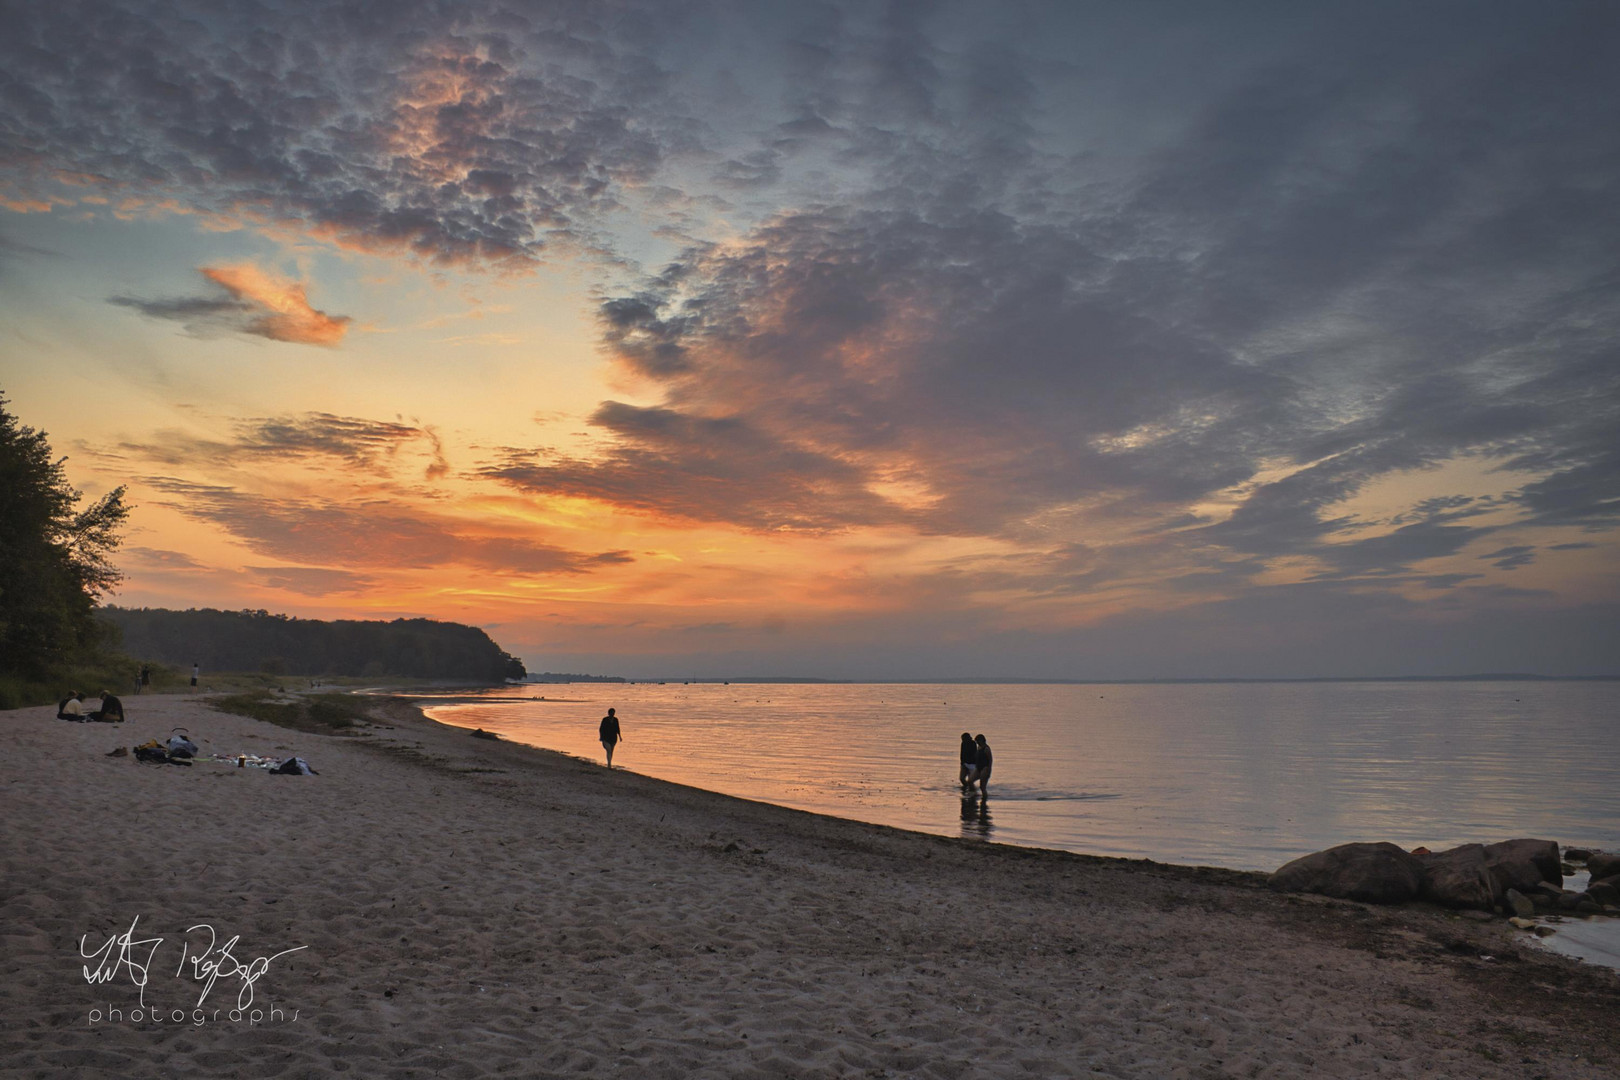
[131,730,199,765]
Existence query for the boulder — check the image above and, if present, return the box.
[1564,846,1596,861]
[1588,881,1620,907]
[1505,889,1536,919]
[1269,842,1424,904]
[1415,844,1497,911]
[1509,916,1537,929]
[1588,852,1620,880]
[1483,839,1561,893]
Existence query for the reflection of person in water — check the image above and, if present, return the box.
[971,733,992,794]
[599,708,623,769]
[958,732,976,788]
[960,791,993,835]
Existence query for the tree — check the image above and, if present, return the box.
[0,393,129,679]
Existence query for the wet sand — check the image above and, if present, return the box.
[3,695,1618,1078]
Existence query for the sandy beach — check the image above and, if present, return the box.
[3,695,1618,1079]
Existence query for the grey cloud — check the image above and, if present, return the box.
[520,2,1620,590]
[124,546,206,570]
[246,565,377,596]
[117,412,442,475]
[141,476,634,575]
[1,0,678,265]
[1480,545,1536,571]
[482,400,899,532]
[1420,573,1483,590]
[109,267,351,345]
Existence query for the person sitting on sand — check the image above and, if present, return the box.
[971,733,993,794]
[959,732,977,788]
[56,692,86,720]
[599,708,623,769]
[87,691,125,723]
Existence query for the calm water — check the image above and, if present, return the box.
[420,681,1620,872]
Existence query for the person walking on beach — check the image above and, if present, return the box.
[599,708,623,769]
[959,732,977,788]
[971,733,993,794]
[190,661,199,689]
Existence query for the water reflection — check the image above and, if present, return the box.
[424,680,1620,870]
[960,793,993,838]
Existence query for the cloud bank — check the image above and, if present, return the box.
[6,0,1618,673]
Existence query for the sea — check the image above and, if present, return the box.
[418,679,1620,871]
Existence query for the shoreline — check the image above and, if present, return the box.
[4,695,1618,1077]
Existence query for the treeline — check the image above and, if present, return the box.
[1,393,132,708]
[103,607,526,683]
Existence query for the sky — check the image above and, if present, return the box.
[2,0,1617,679]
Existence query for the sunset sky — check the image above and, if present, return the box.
[2,0,1617,678]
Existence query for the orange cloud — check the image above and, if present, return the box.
[200,265,351,346]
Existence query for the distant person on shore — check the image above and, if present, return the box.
[959,732,977,788]
[191,661,199,689]
[88,691,124,722]
[599,708,623,768]
[56,692,85,720]
[137,664,151,694]
[971,733,993,794]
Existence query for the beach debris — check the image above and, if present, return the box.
[167,728,199,759]
[1509,916,1537,929]
[106,746,128,757]
[271,756,318,775]
[470,728,500,741]
[133,739,172,764]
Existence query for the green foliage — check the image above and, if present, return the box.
[0,392,130,688]
[0,643,147,710]
[103,607,527,683]
[210,691,390,734]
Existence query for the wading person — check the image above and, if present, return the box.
[972,733,993,795]
[599,708,623,769]
[959,732,977,788]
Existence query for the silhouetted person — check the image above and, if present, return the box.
[959,731,976,788]
[56,691,86,720]
[972,733,992,794]
[190,661,200,689]
[138,664,150,694]
[89,691,124,722]
[599,708,622,768]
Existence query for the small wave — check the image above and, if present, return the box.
[929,783,1120,802]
